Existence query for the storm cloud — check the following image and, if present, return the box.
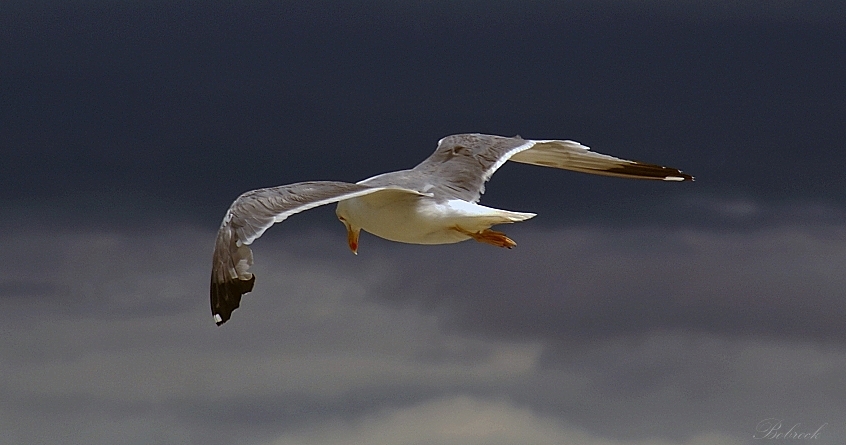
[2,1,845,444]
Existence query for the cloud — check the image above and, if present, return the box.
[3,0,845,442]
[269,395,742,445]
[4,0,845,223]
[368,217,846,345]
[2,208,846,444]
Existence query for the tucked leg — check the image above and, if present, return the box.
[453,226,517,249]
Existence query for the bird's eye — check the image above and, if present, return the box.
[338,216,346,222]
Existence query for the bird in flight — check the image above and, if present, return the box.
[210,133,692,325]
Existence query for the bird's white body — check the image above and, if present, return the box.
[335,190,535,245]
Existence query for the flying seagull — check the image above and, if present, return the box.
[211,133,692,325]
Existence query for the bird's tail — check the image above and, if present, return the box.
[486,209,536,225]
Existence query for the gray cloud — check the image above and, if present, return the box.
[367,211,846,345]
[2,206,845,444]
[2,0,844,225]
[3,1,846,444]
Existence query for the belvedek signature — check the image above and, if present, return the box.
[753,418,827,440]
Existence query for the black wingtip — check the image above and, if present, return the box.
[210,274,256,326]
[604,162,694,182]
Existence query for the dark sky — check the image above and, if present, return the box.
[2,1,846,444]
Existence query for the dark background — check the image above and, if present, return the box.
[2,2,845,444]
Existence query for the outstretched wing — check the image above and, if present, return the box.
[210,181,388,326]
[411,134,692,202]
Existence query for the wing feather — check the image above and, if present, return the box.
[410,134,534,202]
[510,139,693,181]
[210,181,388,325]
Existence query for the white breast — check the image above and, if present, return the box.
[336,190,535,245]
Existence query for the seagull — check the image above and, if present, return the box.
[211,133,692,325]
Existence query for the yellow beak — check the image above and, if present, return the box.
[346,225,360,255]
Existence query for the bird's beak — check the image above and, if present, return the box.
[346,225,360,255]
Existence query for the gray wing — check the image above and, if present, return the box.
[508,139,694,182]
[409,133,692,202]
[211,181,387,326]
[406,134,533,202]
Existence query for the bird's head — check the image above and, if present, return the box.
[335,207,360,255]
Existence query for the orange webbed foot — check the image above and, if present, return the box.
[454,226,516,249]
